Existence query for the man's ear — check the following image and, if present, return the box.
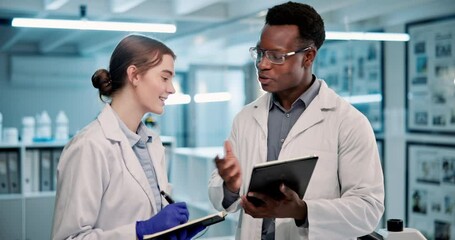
[302,48,317,68]
[126,65,139,86]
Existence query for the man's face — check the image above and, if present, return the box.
[255,24,313,98]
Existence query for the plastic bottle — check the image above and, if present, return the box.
[54,111,69,141]
[21,116,35,144]
[377,219,427,240]
[3,127,18,144]
[36,111,52,141]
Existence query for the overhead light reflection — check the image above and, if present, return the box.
[343,94,383,104]
[326,31,410,42]
[194,92,231,103]
[165,94,191,105]
[12,18,176,33]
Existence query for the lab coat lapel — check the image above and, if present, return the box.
[147,137,167,193]
[284,80,335,146]
[252,94,270,138]
[252,94,271,163]
[98,104,158,213]
[118,139,158,213]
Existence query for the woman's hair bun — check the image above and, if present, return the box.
[91,69,112,96]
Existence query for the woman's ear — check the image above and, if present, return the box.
[126,65,139,86]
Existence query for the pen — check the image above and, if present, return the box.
[160,190,175,204]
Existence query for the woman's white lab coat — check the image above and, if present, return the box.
[52,104,171,239]
[209,80,384,240]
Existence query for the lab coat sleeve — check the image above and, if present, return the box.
[305,112,384,239]
[52,136,136,240]
[208,115,242,213]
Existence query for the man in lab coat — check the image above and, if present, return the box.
[208,2,384,239]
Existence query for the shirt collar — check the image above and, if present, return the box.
[269,75,320,112]
[112,109,153,147]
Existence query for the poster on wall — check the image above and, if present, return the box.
[406,142,455,240]
[406,16,455,134]
[315,40,384,133]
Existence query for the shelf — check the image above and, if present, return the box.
[24,191,56,198]
[174,147,223,159]
[23,141,67,148]
[0,141,67,149]
[170,146,237,240]
[0,193,22,200]
[0,143,21,149]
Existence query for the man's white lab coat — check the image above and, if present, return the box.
[52,104,171,239]
[209,80,384,240]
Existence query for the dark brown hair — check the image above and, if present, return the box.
[91,34,176,101]
[266,1,325,49]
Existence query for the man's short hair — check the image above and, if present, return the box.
[266,1,326,49]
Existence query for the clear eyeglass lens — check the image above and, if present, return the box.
[250,47,286,64]
[266,52,284,64]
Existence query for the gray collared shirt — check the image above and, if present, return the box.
[262,78,320,239]
[114,112,162,211]
[266,78,320,161]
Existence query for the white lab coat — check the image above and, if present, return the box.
[208,80,384,240]
[52,104,171,239]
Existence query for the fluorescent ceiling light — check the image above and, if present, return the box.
[11,18,176,33]
[327,31,409,42]
[343,94,383,104]
[194,92,231,103]
[165,94,191,105]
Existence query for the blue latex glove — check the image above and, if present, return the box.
[136,202,189,240]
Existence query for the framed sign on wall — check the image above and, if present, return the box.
[315,40,384,133]
[406,142,455,240]
[406,15,455,134]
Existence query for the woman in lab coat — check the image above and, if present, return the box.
[52,34,202,240]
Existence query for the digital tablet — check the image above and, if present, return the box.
[246,155,318,206]
[144,211,227,239]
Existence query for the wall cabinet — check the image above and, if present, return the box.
[0,141,65,240]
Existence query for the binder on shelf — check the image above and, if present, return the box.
[7,151,20,193]
[40,149,52,191]
[32,150,40,192]
[23,150,33,193]
[0,152,8,194]
[52,148,62,190]
[24,149,40,193]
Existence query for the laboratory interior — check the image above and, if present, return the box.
[0,0,454,239]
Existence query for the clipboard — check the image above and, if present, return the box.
[247,155,318,206]
[143,211,227,239]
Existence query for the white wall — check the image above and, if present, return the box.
[0,53,107,137]
[384,24,408,222]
